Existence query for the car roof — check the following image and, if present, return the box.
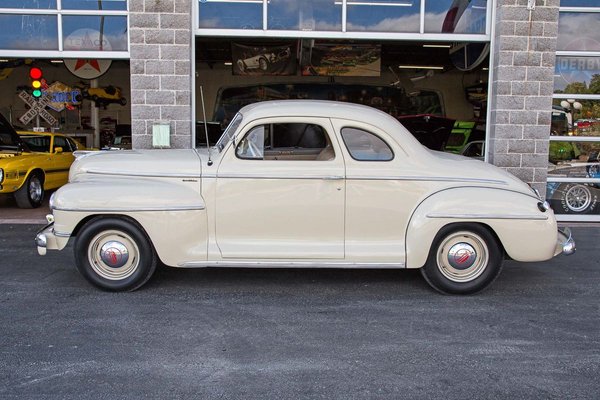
[17,131,64,137]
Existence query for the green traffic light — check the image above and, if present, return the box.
[32,89,42,98]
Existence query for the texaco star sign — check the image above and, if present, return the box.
[18,91,58,126]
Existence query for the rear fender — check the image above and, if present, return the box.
[405,187,557,268]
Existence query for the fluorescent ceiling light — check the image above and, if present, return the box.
[50,60,64,63]
[224,62,232,66]
[0,59,8,62]
[423,44,451,48]
[398,65,444,70]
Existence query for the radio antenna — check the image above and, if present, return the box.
[199,85,213,166]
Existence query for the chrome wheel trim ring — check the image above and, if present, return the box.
[436,231,489,283]
[88,230,140,281]
[29,176,43,202]
[565,184,592,212]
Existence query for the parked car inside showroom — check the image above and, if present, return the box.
[36,100,575,294]
[0,113,83,208]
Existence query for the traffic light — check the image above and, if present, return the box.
[29,67,43,98]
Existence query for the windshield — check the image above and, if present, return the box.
[215,113,243,152]
[0,115,21,151]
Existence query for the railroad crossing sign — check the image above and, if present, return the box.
[18,90,58,126]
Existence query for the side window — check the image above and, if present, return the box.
[235,123,334,161]
[67,138,78,152]
[341,127,393,161]
[53,136,68,152]
[236,125,265,159]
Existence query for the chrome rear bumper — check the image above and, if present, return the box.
[554,227,576,256]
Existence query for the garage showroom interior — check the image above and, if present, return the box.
[0,0,599,222]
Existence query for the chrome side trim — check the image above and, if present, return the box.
[426,213,549,220]
[53,205,206,212]
[54,230,71,238]
[217,173,345,180]
[84,169,202,179]
[346,175,508,185]
[177,261,406,269]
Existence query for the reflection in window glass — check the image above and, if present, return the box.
[341,127,393,161]
[268,0,341,31]
[554,56,600,93]
[0,14,58,50]
[547,180,600,215]
[425,0,487,34]
[198,0,262,29]
[62,15,127,51]
[62,0,127,10]
[559,0,600,6]
[346,0,421,33]
[558,13,600,52]
[0,0,55,8]
[551,100,600,138]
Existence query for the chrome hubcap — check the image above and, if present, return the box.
[565,184,591,212]
[100,241,129,269]
[88,230,139,280]
[437,231,489,283]
[447,242,477,270]
[29,176,43,202]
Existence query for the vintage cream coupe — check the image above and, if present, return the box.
[35,100,575,294]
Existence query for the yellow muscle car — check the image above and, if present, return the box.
[0,113,83,208]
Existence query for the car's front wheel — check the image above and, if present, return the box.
[74,217,158,291]
[14,171,44,208]
[420,224,503,295]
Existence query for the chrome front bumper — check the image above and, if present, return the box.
[554,227,576,257]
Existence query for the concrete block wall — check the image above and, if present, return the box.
[129,0,193,149]
[489,0,560,196]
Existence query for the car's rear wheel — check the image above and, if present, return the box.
[14,171,44,208]
[74,217,158,291]
[420,224,503,295]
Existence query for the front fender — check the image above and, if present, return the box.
[51,178,208,266]
[405,187,558,268]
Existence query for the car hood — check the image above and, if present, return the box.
[427,149,536,197]
[69,149,202,181]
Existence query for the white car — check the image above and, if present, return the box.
[36,100,575,294]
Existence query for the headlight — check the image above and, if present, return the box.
[0,168,3,183]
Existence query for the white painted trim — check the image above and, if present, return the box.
[548,136,600,142]
[556,214,600,222]
[556,51,600,57]
[548,177,600,183]
[553,94,600,100]
[0,8,126,16]
[194,29,491,41]
[559,7,600,13]
[0,49,129,58]
[484,0,497,164]
[191,0,198,148]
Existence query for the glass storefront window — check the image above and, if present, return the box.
[559,0,600,6]
[62,15,127,51]
[62,0,127,11]
[554,56,600,93]
[424,0,487,34]
[267,0,341,31]
[346,0,421,33]
[198,0,263,30]
[0,0,55,8]
[0,14,58,50]
[557,13,600,52]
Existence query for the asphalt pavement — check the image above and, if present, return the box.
[0,224,598,399]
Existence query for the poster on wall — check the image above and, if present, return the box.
[302,43,381,77]
[232,42,297,76]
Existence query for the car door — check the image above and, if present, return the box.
[215,117,345,259]
[45,135,74,188]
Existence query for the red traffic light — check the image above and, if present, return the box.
[29,67,43,80]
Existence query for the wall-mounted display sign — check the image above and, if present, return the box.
[64,58,112,79]
[18,91,58,126]
[232,43,297,76]
[302,43,381,77]
[45,81,82,112]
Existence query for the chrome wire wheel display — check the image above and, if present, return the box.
[564,184,592,213]
[87,230,140,281]
[435,231,489,283]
